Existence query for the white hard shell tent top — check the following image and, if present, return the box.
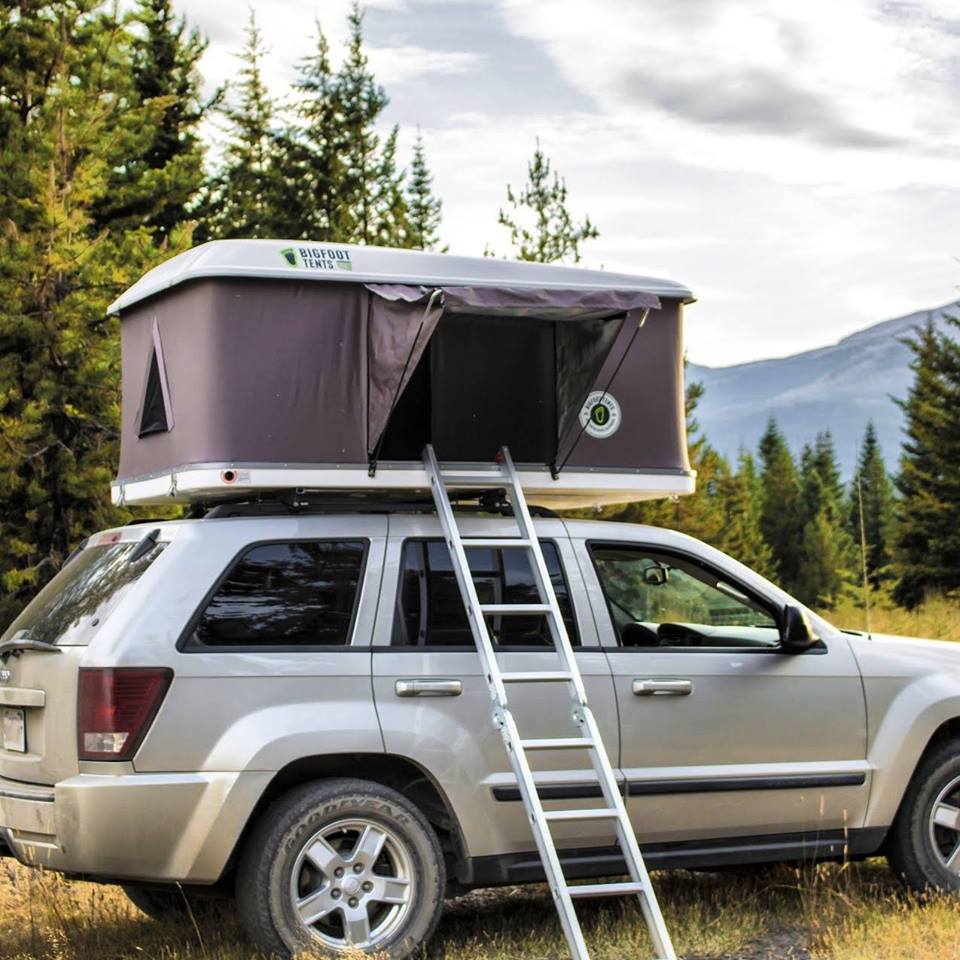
[109,240,696,508]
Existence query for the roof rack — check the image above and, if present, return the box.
[196,489,560,520]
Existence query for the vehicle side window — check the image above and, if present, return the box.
[187,540,366,649]
[590,544,779,650]
[393,540,579,648]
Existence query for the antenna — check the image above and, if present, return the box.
[856,473,872,636]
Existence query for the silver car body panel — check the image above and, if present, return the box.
[1,514,959,883]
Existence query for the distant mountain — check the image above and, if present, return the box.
[688,301,959,479]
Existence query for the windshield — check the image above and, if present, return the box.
[1,539,165,647]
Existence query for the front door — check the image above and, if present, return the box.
[577,537,869,847]
[371,515,620,865]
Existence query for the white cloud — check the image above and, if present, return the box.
[493,0,960,192]
[367,45,483,85]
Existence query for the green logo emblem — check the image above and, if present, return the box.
[579,391,621,439]
[590,403,610,427]
[280,248,297,267]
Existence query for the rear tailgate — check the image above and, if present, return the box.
[0,525,171,786]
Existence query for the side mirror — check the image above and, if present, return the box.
[780,605,820,652]
[643,564,669,587]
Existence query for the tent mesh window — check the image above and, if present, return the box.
[138,349,169,437]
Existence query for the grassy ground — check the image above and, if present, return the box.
[3,599,960,959]
[828,594,960,641]
[4,858,960,960]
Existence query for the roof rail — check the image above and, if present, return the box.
[198,490,560,520]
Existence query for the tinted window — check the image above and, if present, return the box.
[2,539,166,647]
[393,540,578,647]
[189,541,366,649]
[591,545,779,649]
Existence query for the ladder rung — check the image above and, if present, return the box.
[440,474,505,486]
[568,881,646,899]
[480,603,551,615]
[543,808,619,822]
[462,537,531,548]
[501,671,572,683]
[520,737,594,750]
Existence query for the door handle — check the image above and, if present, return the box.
[633,678,694,697]
[395,678,463,698]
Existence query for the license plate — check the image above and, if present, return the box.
[2,707,25,753]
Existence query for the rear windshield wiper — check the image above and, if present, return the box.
[0,635,62,660]
[128,528,161,564]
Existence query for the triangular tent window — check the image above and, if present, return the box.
[138,321,173,438]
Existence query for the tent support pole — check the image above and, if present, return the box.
[554,307,649,476]
[368,288,443,477]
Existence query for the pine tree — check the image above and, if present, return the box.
[406,128,444,251]
[757,417,802,591]
[368,125,410,247]
[92,0,211,242]
[0,2,191,623]
[204,12,283,239]
[893,318,960,608]
[334,4,412,245]
[495,139,598,263]
[719,450,776,578]
[794,431,856,608]
[278,18,343,239]
[848,421,896,589]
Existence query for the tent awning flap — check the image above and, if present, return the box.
[366,283,660,319]
[440,285,659,319]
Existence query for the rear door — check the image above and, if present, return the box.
[579,536,870,846]
[0,526,171,786]
[371,515,620,862]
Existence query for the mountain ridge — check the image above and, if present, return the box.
[687,300,959,478]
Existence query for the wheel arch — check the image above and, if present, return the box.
[866,682,960,832]
[220,753,468,886]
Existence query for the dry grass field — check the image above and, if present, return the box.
[2,598,959,960]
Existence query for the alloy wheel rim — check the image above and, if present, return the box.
[289,817,415,951]
[928,774,960,875]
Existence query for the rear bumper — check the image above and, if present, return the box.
[0,770,270,883]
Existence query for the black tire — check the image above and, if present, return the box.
[887,738,960,894]
[123,884,231,922]
[236,778,445,958]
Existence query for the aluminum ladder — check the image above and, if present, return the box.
[423,444,677,960]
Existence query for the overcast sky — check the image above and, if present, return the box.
[174,0,960,366]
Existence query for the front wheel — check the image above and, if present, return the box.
[237,778,445,958]
[887,738,960,893]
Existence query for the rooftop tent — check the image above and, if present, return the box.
[109,240,695,507]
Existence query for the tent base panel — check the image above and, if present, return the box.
[110,462,696,510]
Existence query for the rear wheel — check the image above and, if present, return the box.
[237,778,445,958]
[887,738,960,893]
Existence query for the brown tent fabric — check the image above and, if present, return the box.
[116,276,687,486]
[366,289,442,454]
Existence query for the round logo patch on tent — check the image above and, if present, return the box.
[579,391,622,439]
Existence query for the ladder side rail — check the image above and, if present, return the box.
[578,707,678,960]
[498,448,589,703]
[423,446,509,708]
[498,709,592,960]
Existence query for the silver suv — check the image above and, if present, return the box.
[2,508,960,958]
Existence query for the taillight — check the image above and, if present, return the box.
[77,668,172,761]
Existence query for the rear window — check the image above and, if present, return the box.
[1,539,166,647]
[184,540,367,650]
[393,539,579,648]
